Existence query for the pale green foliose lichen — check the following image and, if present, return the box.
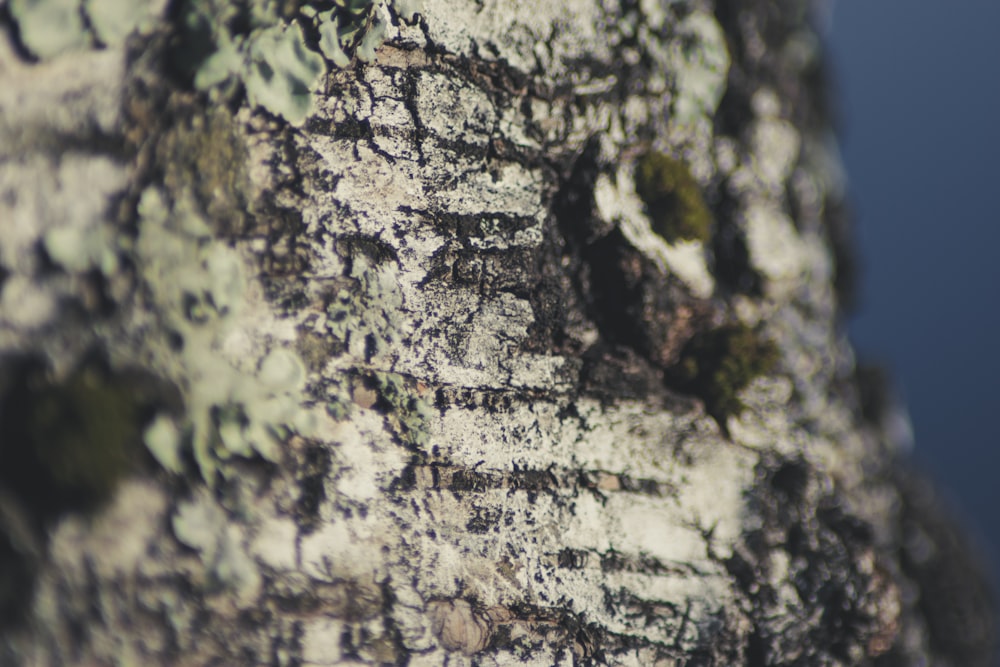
[316,251,409,426]
[668,12,730,125]
[9,0,89,59]
[42,224,120,275]
[371,371,431,447]
[311,0,378,67]
[194,20,325,125]
[135,187,316,482]
[186,0,416,125]
[9,0,158,59]
[310,0,415,65]
[144,414,184,473]
[83,0,156,46]
[244,22,326,126]
[324,254,402,361]
[355,7,388,62]
[172,490,261,602]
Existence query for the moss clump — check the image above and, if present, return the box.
[667,324,779,427]
[634,152,713,244]
[158,107,251,231]
[0,356,150,519]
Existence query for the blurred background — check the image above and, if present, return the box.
[827,1,1000,586]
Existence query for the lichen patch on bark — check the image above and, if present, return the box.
[1,0,995,665]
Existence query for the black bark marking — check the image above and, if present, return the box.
[295,442,331,535]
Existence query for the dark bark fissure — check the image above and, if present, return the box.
[720,455,901,666]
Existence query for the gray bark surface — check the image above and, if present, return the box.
[0,0,995,665]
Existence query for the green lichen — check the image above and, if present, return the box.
[634,151,713,244]
[310,0,379,67]
[9,0,156,59]
[179,0,324,125]
[325,395,351,421]
[9,0,89,59]
[314,246,407,426]
[390,0,420,21]
[172,490,261,601]
[83,0,155,46]
[42,223,120,275]
[311,0,420,65]
[144,414,184,473]
[243,21,326,124]
[158,106,252,229]
[178,0,406,126]
[191,16,325,125]
[370,371,431,448]
[135,187,316,482]
[667,324,779,427]
[324,253,402,360]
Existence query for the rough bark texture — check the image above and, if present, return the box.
[0,0,995,666]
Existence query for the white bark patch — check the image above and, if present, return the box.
[250,516,299,571]
[744,202,809,282]
[415,71,496,148]
[420,397,754,642]
[595,170,714,298]
[728,376,800,452]
[430,165,546,223]
[751,118,801,189]
[301,617,347,665]
[419,0,610,79]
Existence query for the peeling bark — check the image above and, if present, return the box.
[0,1,995,666]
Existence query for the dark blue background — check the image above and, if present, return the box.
[828,1,1000,584]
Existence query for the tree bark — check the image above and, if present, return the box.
[0,0,995,665]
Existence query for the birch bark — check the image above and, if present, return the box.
[0,0,994,665]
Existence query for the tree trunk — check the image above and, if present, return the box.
[0,0,994,665]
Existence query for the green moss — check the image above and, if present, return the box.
[29,369,135,492]
[159,107,251,230]
[634,152,713,244]
[667,324,779,427]
[0,356,149,518]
